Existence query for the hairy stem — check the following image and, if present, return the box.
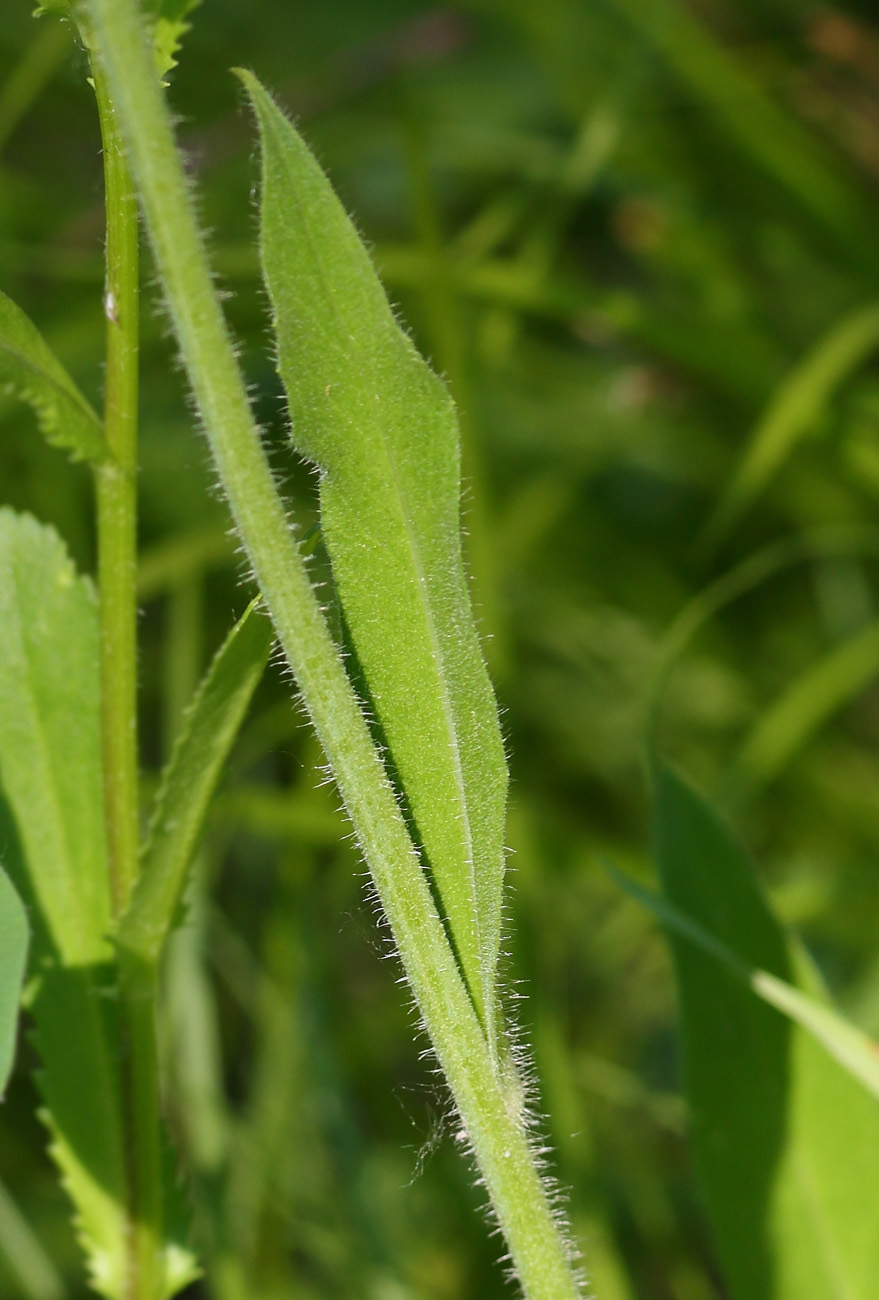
[92,59,163,1300]
[82,1,584,1294]
[93,63,139,920]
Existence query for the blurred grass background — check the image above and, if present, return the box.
[3,0,879,1296]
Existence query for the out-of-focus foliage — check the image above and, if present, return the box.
[2,0,879,1296]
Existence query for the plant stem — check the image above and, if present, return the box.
[93,65,139,921]
[83,1,584,1294]
[91,60,163,1300]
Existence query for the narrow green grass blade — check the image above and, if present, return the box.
[704,303,879,550]
[239,72,509,1046]
[0,291,107,464]
[0,865,28,1096]
[0,510,197,1299]
[643,762,879,1300]
[605,861,879,1102]
[729,618,879,795]
[119,599,272,967]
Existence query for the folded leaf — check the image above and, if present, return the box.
[240,72,509,1047]
[0,510,196,1298]
[119,598,272,967]
[651,761,879,1300]
[0,865,28,1096]
[0,291,107,464]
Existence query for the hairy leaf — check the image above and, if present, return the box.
[240,72,509,1045]
[652,761,879,1300]
[0,866,28,1096]
[142,0,202,80]
[0,291,107,464]
[119,598,272,966]
[0,510,196,1298]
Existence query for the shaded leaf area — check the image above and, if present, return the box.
[0,511,196,1299]
[243,72,508,1046]
[653,763,879,1300]
[0,866,28,1096]
[0,290,106,464]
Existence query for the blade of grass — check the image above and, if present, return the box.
[639,762,879,1299]
[646,524,879,747]
[701,302,879,553]
[605,859,879,1101]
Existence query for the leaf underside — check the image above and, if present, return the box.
[653,761,879,1300]
[241,71,509,1045]
[0,291,107,464]
[0,510,197,1298]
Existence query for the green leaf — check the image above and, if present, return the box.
[142,0,202,81]
[650,761,879,1300]
[118,598,272,967]
[0,291,107,464]
[0,510,196,1298]
[0,865,28,1096]
[605,861,879,1103]
[0,510,111,969]
[240,72,509,1046]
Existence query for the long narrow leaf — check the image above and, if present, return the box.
[119,599,272,966]
[605,861,879,1101]
[644,761,879,1300]
[240,72,509,1045]
[0,291,107,464]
